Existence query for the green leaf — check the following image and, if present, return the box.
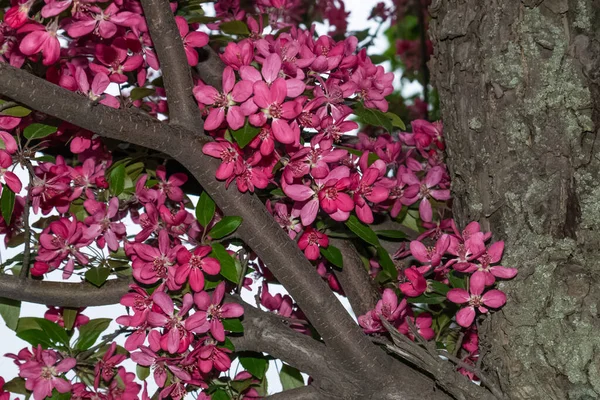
[353,28,370,42]
[1,105,31,117]
[320,245,343,268]
[211,243,239,284]
[222,317,244,333]
[211,389,230,400]
[377,246,397,280]
[354,103,393,133]
[239,355,268,379]
[406,293,447,304]
[76,318,112,350]
[230,122,260,148]
[448,271,466,289]
[48,389,71,400]
[61,308,78,331]
[375,230,407,239]
[429,281,450,295]
[0,297,20,331]
[345,215,379,246]
[23,123,57,140]
[136,364,151,381]
[108,164,126,196]
[196,191,216,227]
[385,111,406,130]
[230,378,254,394]
[130,87,155,101]
[3,377,28,395]
[368,54,389,65]
[220,20,250,35]
[16,317,69,347]
[85,267,111,287]
[279,364,304,390]
[209,216,243,239]
[1,185,16,225]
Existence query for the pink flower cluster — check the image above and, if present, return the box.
[118,282,243,399]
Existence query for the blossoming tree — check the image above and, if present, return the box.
[0,0,590,399]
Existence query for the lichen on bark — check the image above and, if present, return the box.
[430,0,600,398]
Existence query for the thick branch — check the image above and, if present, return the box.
[330,239,379,317]
[264,386,329,400]
[229,298,343,385]
[140,0,203,132]
[0,275,129,307]
[195,47,226,90]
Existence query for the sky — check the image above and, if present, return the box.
[0,0,419,396]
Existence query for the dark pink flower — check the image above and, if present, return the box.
[185,282,244,342]
[447,272,507,327]
[175,246,221,292]
[193,66,253,131]
[297,228,329,260]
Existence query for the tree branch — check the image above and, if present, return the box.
[140,0,204,132]
[229,297,342,383]
[0,275,130,307]
[330,239,379,317]
[264,386,329,400]
[195,47,226,90]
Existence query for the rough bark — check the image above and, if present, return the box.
[430,1,600,399]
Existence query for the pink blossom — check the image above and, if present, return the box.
[185,282,244,342]
[175,16,209,66]
[447,272,507,327]
[193,66,253,131]
[398,312,435,341]
[409,234,450,269]
[18,22,60,66]
[75,68,120,108]
[19,348,76,400]
[297,228,329,260]
[399,266,427,297]
[175,246,221,292]
[94,342,126,389]
[147,292,194,354]
[403,166,451,222]
[83,197,126,252]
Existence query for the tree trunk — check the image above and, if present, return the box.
[430,0,600,399]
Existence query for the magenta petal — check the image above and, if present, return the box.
[490,266,518,279]
[210,319,225,342]
[482,290,507,308]
[455,307,476,327]
[300,198,319,226]
[202,257,220,275]
[446,288,470,304]
[4,171,22,193]
[271,78,287,104]
[272,119,295,144]
[419,197,433,223]
[204,108,226,131]
[409,241,429,263]
[226,106,245,130]
[252,81,271,108]
[487,241,505,263]
[221,303,244,318]
[470,271,486,296]
[152,292,174,316]
[284,184,314,201]
[261,53,282,83]
[193,85,219,105]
